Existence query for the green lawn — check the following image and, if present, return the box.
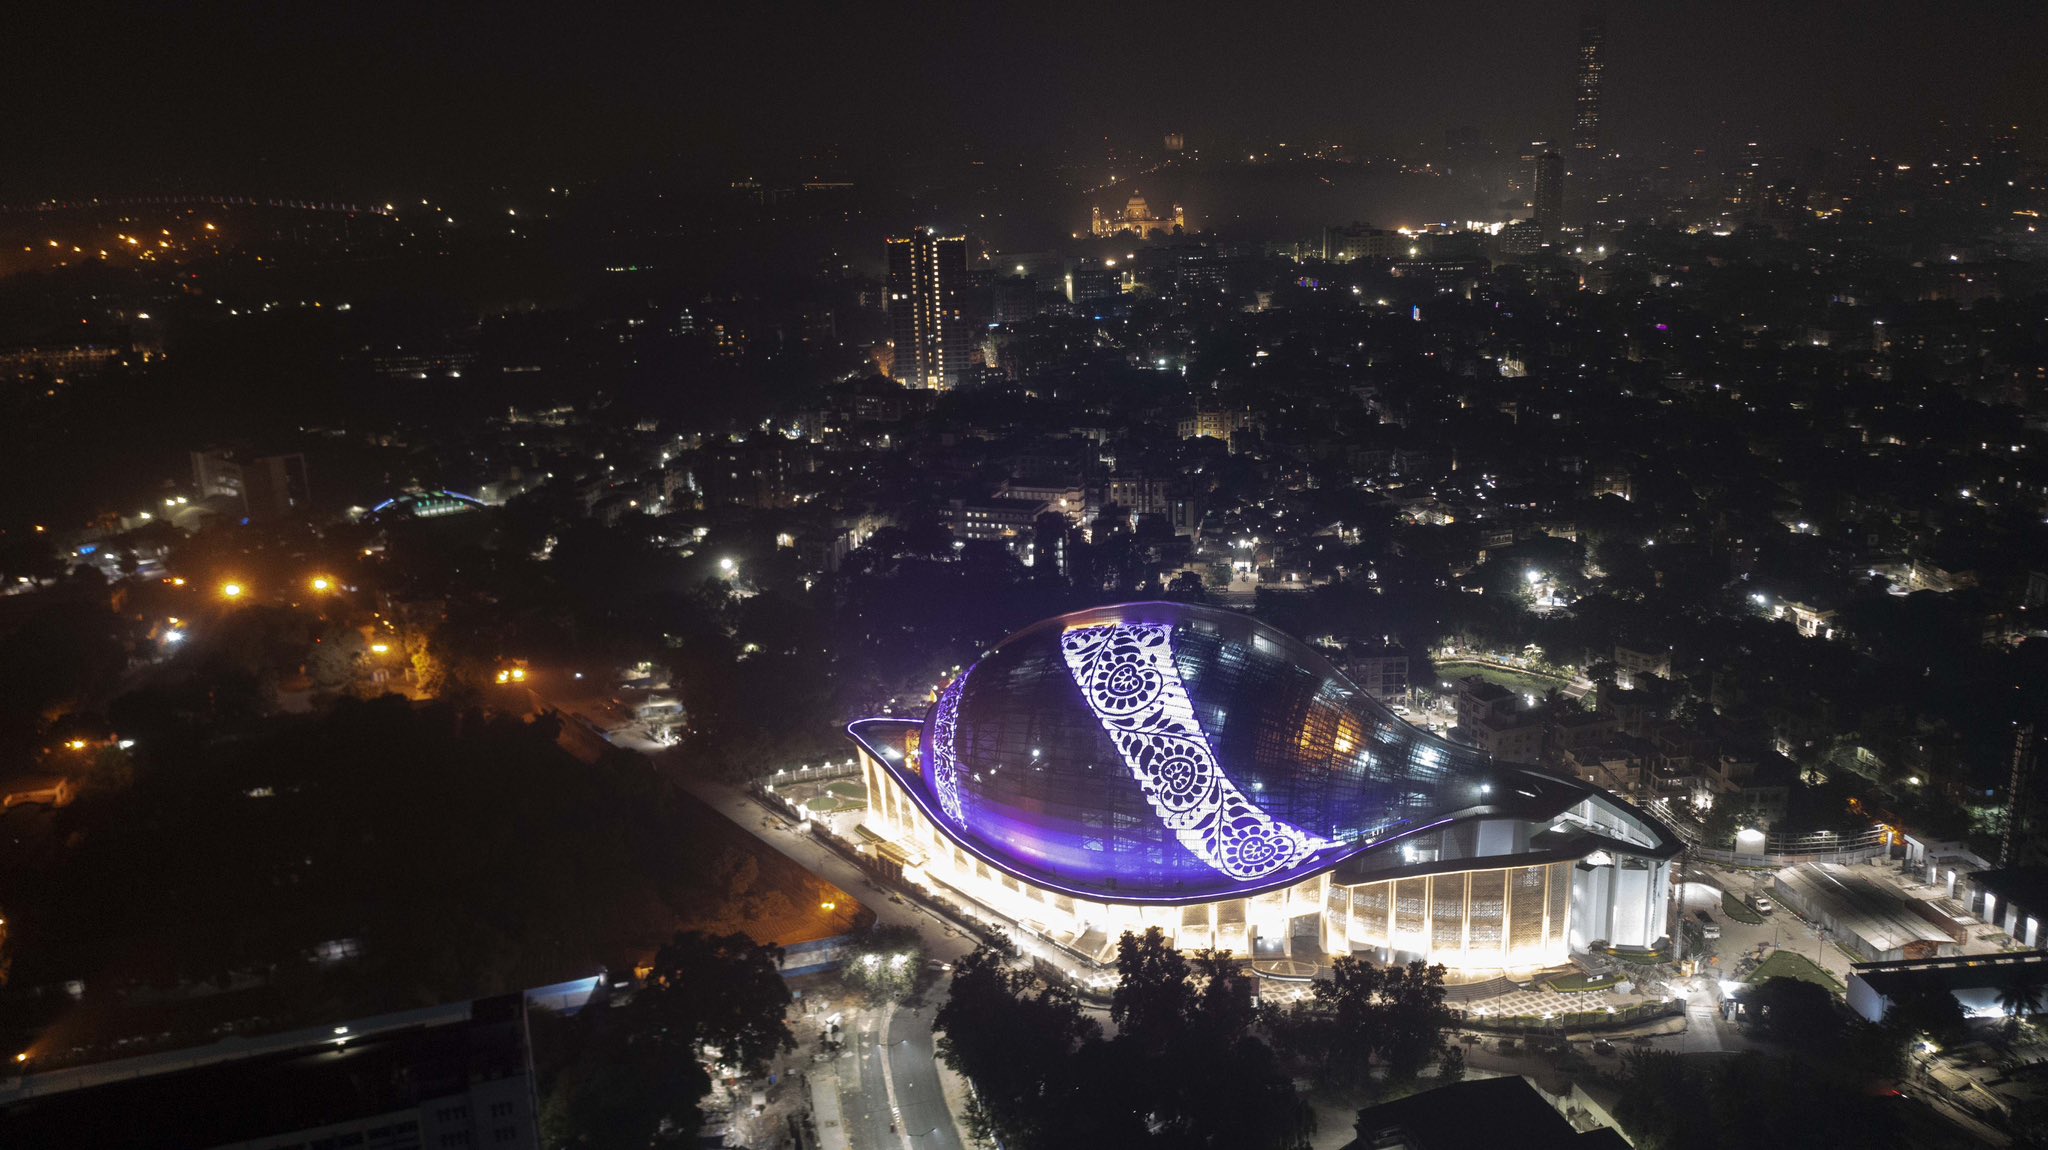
[1746,949,1843,993]
[1722,891,1765,924]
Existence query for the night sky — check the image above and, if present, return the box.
[5,0,2045,196]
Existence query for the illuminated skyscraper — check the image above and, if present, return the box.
[1573,11,1605,157]
[1531,146,1565,230]
[885,231,967,389]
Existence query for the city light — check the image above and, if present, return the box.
[370,643,389,655]
[220,582,245,600]
[310,576,333,593]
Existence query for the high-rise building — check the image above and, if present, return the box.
[885,231,967,389]
[191,449,310,521]
[1573,10,1605,158]
[244,452,310,521]
[1531,147,1565,229]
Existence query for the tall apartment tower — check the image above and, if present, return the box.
[885,231,967,390]
[1531,147,1565,230]
[1572,11,1605,158]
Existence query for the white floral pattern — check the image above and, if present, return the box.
[1059,622,1332,880]
[930,671,968,825]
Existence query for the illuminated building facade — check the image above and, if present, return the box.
[848,603,1679,975]
[1091,192,1186,239]
[885,231,967,389]
[1530,147,1565,231]
[1572,11,1605,158]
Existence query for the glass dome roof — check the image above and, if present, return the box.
[883,602,1538,902]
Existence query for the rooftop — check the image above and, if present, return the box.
[1343,1076,1629,1150]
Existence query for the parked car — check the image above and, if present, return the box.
[1749,893,1774,914]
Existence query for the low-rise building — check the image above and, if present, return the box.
[1341,1074,1630,1149]
[0,992,551,1147]
[950,496,1051,548]
[1962,867,2048,949]
[1773,862,1961,963]
[1613,643,1671,686]
[1847,950,2048,1024]
[0,772,74,810]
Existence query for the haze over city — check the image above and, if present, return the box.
[1,3,2046,1148]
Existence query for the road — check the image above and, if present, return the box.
[1684,867,1859,987]
[516,665,976,1149]
[842,1001,961,1150]
[677,774,973,1150]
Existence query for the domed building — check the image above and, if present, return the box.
[847,603,1679,976]
[1090,192,1186,238]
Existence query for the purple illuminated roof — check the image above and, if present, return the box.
[849,602,1677,904]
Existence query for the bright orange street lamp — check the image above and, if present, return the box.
[220,581,245,600]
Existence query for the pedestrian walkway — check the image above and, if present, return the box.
[1463,985,1643,1020]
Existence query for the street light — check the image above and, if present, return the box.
[370,643,390,655]
[309,576,333,593]
[220,581,244,600]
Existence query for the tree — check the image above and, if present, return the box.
[1742,976,1840,1051]
[1436,1042,1466,1083]
[1189,948,1256,1040]
[1882,981,1966,1049]
[543,930,795,1146]
[1612,1048,1901,1150]
[936,934,1312,1150]
[934,941,1102,1149]
[1996,963,2046,1043]
[1377,960,1451,1080]
[638,930,795,1075]
[842,923,924,1005]
[1111,926,1195,1051]
[1307,954,1388,1083]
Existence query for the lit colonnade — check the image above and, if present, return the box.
[848,603,1680,977]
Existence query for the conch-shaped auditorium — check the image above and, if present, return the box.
[847,603,1680,976]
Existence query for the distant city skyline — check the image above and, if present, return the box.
[3,1,2045,196]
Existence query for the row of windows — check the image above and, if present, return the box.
[1337,864,1575,955]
